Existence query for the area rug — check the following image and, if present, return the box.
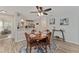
[19,39,57,53]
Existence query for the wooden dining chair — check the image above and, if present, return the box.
[30,38,38,53]
[44,29,52,49]
[25,32,38,53]
[37,32,51,53]
[42,32,51,52]
[38,32,52,53]
[47,32,51,49]
[38,37,48,52]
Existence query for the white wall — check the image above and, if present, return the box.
[0,6,79,44]
[47,6,79,45]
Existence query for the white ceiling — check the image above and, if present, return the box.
[0,6,79,20]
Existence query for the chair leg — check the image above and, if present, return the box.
[45,46,47,53]
[30,46,32,53]
[49,44,51,50]
[48,41,51,49]
[27,44,28,52]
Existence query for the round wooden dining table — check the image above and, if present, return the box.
[29,33,47,41]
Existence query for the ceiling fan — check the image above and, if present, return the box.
[30,6,52,16]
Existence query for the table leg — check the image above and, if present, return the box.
[61,30,65,42]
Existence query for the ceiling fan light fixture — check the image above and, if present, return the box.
[38,13,41,16]
[38,12,44,16]
[41,12,43,16]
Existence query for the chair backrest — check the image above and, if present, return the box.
[47,32,51,41]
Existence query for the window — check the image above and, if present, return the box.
[0,19,11,34]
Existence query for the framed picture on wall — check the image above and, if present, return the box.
[49,18,55,25]
[60,18,69,25]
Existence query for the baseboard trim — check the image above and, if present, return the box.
[65,40,79,45]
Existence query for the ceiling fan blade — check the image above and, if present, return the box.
[44,8,52,12]
[36,6,39,9]
[36,6,42,13]
[40,7,43,11]
[43,12,48,15]
[30,11,38,13]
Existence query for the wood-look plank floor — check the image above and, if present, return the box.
[0,38,79,53]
